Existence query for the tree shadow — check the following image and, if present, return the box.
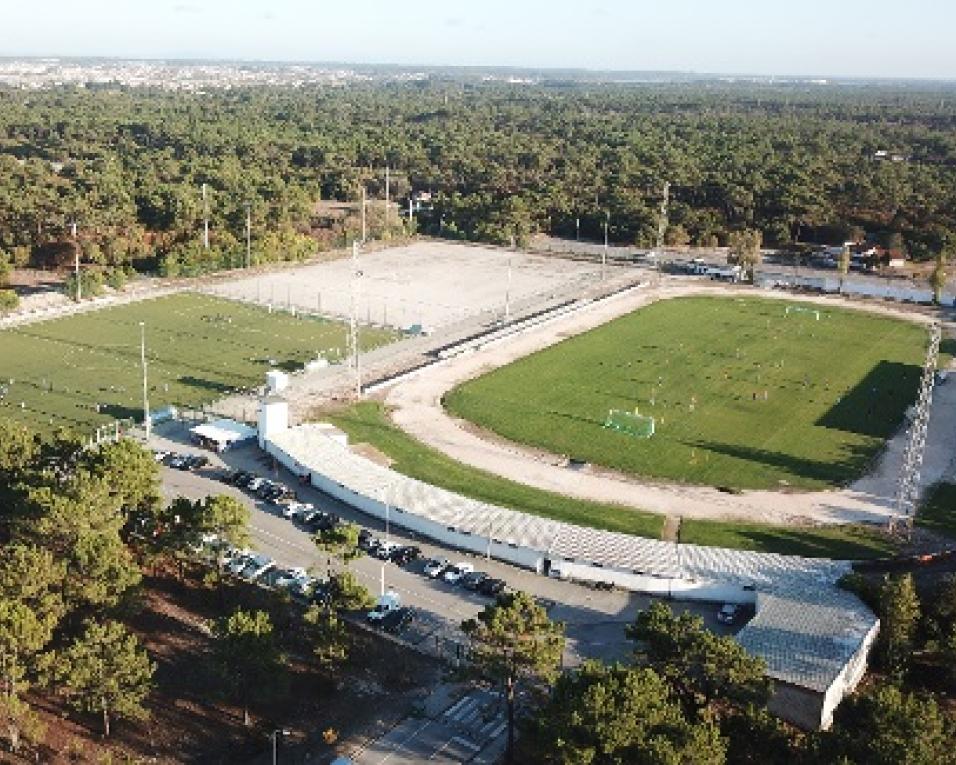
[814,360,920,438]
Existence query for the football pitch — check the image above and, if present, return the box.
[0,293,397,436]
[445,296,929,491]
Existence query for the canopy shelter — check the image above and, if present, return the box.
[190,418,257,452]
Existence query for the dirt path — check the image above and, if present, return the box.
[384,280,956,527]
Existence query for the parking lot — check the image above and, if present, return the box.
[154,420,742,671]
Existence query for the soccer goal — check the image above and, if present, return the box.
[785,305,820,321]
[604,408,656,438]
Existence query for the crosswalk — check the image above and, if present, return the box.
[441,689,506,747]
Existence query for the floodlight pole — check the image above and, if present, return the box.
[349,241,361,398]
[575,217,580,242]
[603,211,609,282]
[384,166,390,234]
[202,183,209,249]
[657,181,670,274]
[71,221,81,302]
[361,186,367,243]
[244,202,252,268]
[139,322,151,442]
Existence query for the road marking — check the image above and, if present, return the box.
[377,718,434,765]
[450,736,481,753]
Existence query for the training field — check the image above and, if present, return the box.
[0,293,396,436]
[445,296,928,491]
[208,241,602,332]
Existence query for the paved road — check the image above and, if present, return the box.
[154,422,737,668]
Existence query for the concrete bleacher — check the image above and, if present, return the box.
[264,421,878,730]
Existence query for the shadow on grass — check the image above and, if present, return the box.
[689,439,876,486]
[814,360,920,438]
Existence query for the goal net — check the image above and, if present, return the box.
[784,305,820,321]
[604,409,655,438]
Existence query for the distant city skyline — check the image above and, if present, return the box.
[1,0,954,80]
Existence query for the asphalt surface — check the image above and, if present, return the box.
[153,421,738,669]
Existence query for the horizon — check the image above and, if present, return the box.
[1,0,954,81]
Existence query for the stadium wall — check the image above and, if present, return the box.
[264,438,546,572]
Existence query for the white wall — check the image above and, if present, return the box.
[818,618,881,729]
[547,559,757,603]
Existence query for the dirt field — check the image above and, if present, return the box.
[384,279,956,527]
[204,240,604,331]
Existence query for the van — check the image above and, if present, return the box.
[367,590,401,622]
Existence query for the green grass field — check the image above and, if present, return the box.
[445,296,928,491]
[0,293,397,436]
[327,402,895,559]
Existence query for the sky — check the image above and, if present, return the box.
[1,0,954,79]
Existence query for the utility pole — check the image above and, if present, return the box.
[244,202,251,268]
[202,183,209,249]
[575,216,580,242]
[361,186,367,243]
[139,322,151,441]
[656,181,670,275]
[71,220,81,302]
[408,197,413,230]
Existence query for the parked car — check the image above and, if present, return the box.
[246,477,265,493]
[442,562,475,585]
[226,550,255,576]
[478,577,506,597]
[423,557,450,578]
[717,603,742,625]
[185,454,209,470]
[274,567,310,590]
[389,546,422,565]
[153,450,170,463]
[461,571,489,590]
[358,529,375,551]
[374,541,401,560]
[380,607,414,634]
[240,553,275,582]
[282,501,312,520]
[367,590,401,622]
[231,470,252,486]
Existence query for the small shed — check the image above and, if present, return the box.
[190,418,257,452]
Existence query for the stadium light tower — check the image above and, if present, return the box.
[71,220,81,302]
[361,186,367,243]
[202,183,210,249]
[384,166,390,234]
[244,202,252,268]
[655,181,670,275]
[349,241,362,398]
[139,321,151,441]
[603,211,610,282]
[893,322,941,532]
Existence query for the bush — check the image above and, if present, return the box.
[105,268,127,291]
[62,271,104,301]
[0,289,19,314]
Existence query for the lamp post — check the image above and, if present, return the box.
[271,728,290,765]
[139,322,150,441]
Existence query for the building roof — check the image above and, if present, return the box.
[190,418,257,445]
[268,423,877,693]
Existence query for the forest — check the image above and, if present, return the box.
[1,79,956,277]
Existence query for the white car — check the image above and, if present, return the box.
[282,501,312,520]
[367,590,401,622]
[423,557,450,578]
[246,477,265,493]
[275,567,310,590]
[226,550,254,576]
[240,553,275,582]
[442,562,475,585]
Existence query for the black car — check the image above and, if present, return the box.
[461,571,489,590]
[379,607,414,634]
[478,577,506,597]
[389,546,422,565]
[231,470,251,486]
[358,529,374,550]
[185,454,209,470]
